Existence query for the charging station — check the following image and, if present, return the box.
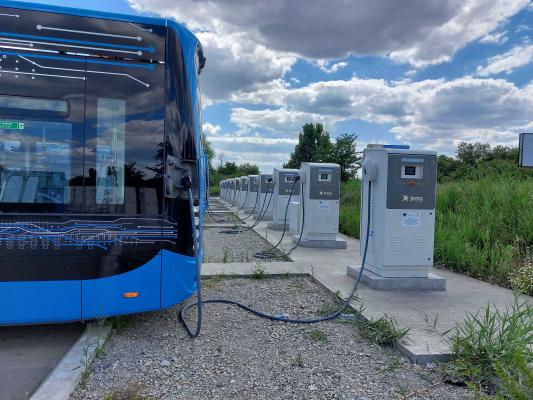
[237,176,248,208]
[268,169,300,230]
[234,178,242,207]
[288,200,302,234]
[244,175,259,212]
[293,163,346,248]
[347,145,445,290]
[254,174,274,221]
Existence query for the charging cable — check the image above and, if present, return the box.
[180,181,373,336]
[254,176,299,259]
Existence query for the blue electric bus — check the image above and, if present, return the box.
[0,1,206,324]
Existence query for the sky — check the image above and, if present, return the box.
[16,0,533,172]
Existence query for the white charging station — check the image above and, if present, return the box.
[254,174,274,221]
[238,176,248,208]
[234,178,242,207]
[293,163,346,248]
[244,175,259,212]
[347,145,445,290]
[288,200,301,234]
[268,168,300,230]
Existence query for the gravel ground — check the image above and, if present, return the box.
[205,211,243,224]
[71,277,470,400]
[203,227,289,263]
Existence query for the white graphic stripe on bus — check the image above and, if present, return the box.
[0,36,143,56]
[36,25,143,42]
[129,23,153,33]
[0,69,86,80]
[0,13,19,18]
[18,55,150,87]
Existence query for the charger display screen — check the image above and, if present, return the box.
[404,166,416,176]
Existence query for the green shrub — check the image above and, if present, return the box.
[209,185,220,196]
[445,299,533,397]
[435,175,533,287]
[339,179,361,238]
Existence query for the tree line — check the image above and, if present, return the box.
[205,121,528,188]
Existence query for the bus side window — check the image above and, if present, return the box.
[95,98,126,205]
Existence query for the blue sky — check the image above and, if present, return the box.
[17,0,533,171]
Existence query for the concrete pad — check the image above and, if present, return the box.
[347,265,446,291]
[254,214,273,221]
[30,322,112,400]
[267,221,287,230]
[293,235,347,249]
[0,324,85,400]
[215,199,531,363]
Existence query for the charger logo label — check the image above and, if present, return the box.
[402,194,424,203]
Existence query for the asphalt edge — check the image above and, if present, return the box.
[30,321,112,400]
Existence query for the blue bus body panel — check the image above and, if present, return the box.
[0,250,197,324]
[0,280,81,324]
[161,250,197,308]
[0,0,167,26]
[81,255,162,320]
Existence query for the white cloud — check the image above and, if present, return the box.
[230,76,532,152]
[390,0,529,67]
[195,31,296,102]
[230,107,335,136]
[130,0,530,68]
[476,44,533,76]
[202,122,221,136]
[315,60,349,74]
[479,30,508,44]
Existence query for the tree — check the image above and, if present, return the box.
[331,133,361,181]
[239,163,260,175]
[457,142,491,166]
[203,140,215,171]
[284,123,332,168]
[218,161,238,176]
[437,154,460,182]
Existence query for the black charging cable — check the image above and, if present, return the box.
[254,176,299,259]
[219,182,275,235]
[180,181,373,336]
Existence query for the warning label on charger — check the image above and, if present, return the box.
[319,201,331,210]
[402,212,421,227]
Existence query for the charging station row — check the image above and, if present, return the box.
[220,162,347,249]
[219,144,447,290]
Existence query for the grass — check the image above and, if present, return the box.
[435,175,533,290]
[444,299,532,398]
[339,179,361,239]
[354,314,410,347]
[309,329,328,342]
[104,383,154,400]
[209,185,220,196]
[110,315,133,334]
[339,175,533,292]
[203,274,224,289]
[251,262,266,279]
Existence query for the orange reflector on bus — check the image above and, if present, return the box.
[123,292,139,298]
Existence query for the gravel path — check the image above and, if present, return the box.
[203,227,290,262]
[205,211,243,224]
[71,277,470,400]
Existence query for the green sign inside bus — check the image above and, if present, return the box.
[0,121,25,130]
